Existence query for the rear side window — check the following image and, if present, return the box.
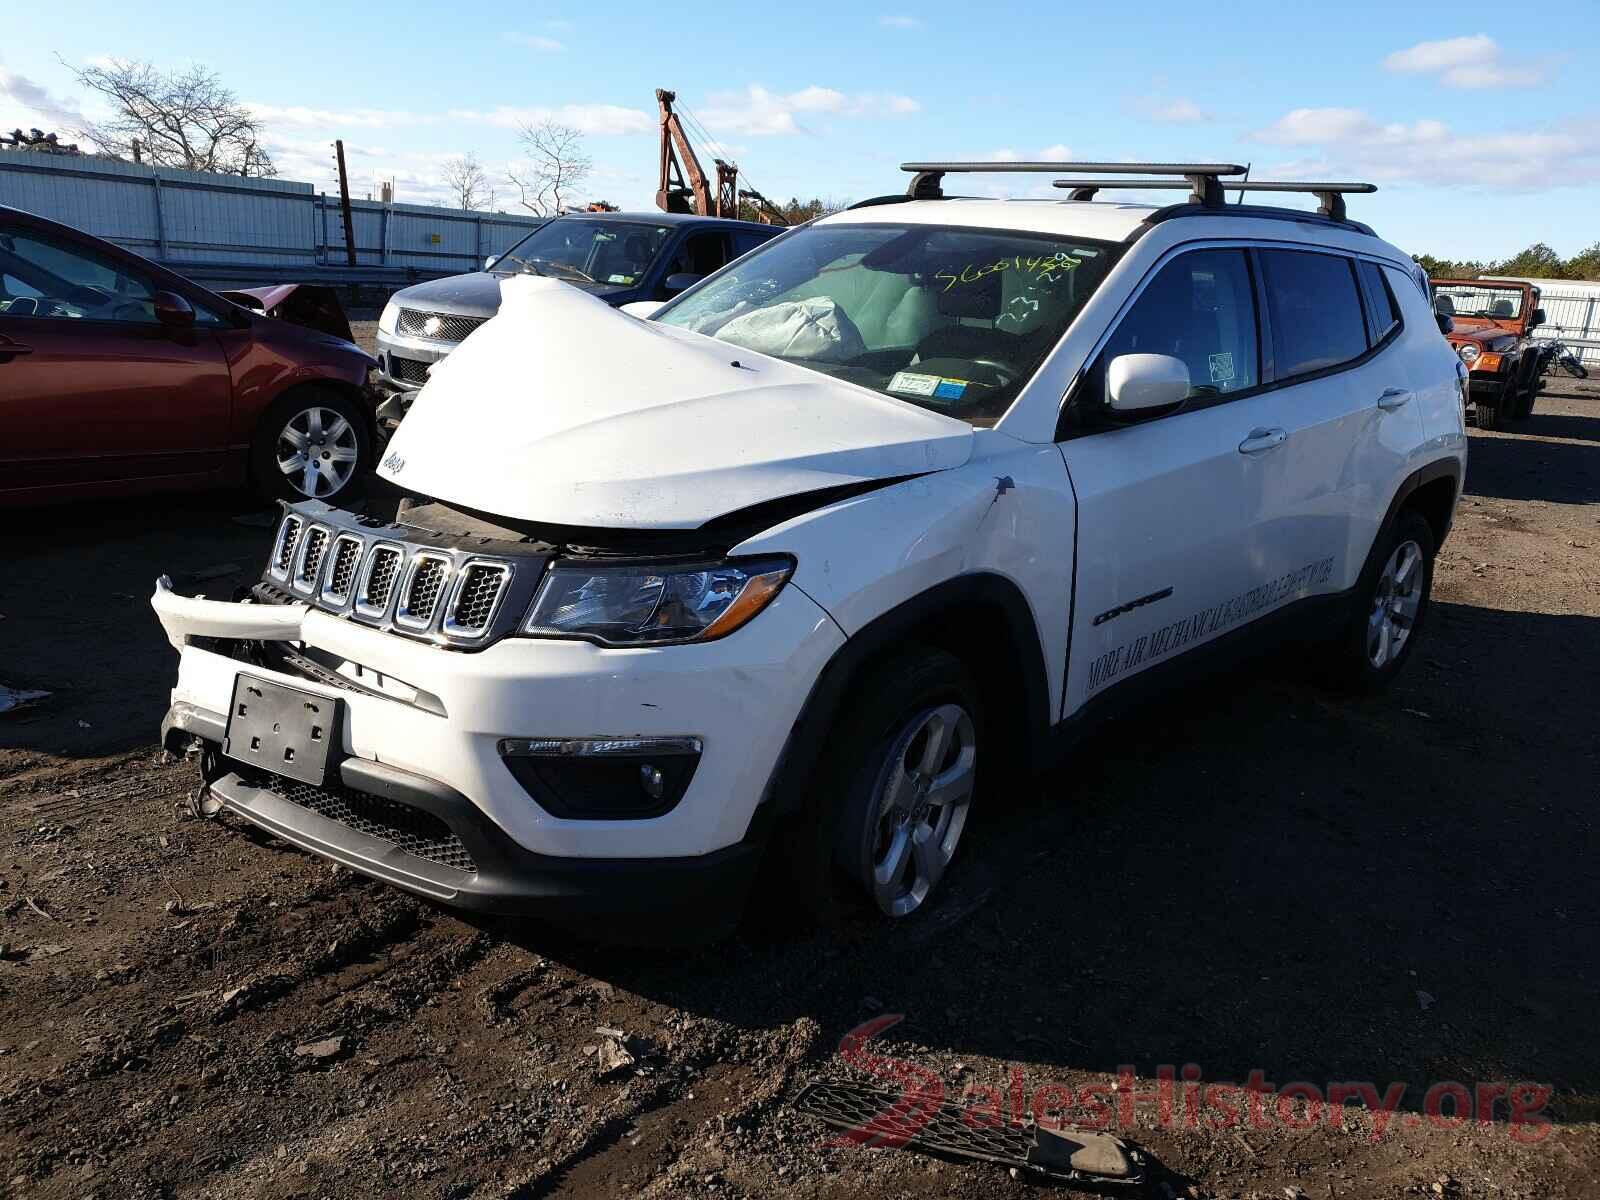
[731,230,772,258]
[1259,249,1368,379]
[1095,248,1260,399]
[1357,260,1401,342]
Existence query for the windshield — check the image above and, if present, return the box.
[654,222,1121,422]
[1433,283,1525,320]
[494,219,673,287]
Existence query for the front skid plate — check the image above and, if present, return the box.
[794,1079,1150,1188]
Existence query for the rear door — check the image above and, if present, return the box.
[1252,247,1423,597]
[0,224,232,494]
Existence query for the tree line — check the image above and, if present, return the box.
[1413,242,1600,283]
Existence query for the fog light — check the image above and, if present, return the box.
[498,736,701,820]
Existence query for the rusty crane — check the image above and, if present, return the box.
[654,89,787,225]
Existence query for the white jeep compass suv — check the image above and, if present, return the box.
[153,162,1467,941]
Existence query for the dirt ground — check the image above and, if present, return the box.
[2,375,1598,1200]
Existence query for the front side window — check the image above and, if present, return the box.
[1090,248,1260,403]
[1259,249,1369,379]
[0,230,158,322]
[494,219,674,287]
[655,222,1121,422]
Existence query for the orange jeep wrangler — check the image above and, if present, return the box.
[1429,278,1546,430]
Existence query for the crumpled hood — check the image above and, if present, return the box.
[377,276,973,529]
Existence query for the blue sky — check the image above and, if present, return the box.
[3,0,1596,260]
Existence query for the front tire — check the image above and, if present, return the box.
[252,389,373,504]
[1325,509,1435,692]
[781,647,982,926]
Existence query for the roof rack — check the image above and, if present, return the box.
[901,161,1248,206]
[1050,178,1377,222]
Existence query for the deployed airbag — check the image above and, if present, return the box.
[716,297,867,362]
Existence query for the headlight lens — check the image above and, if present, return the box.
[378,299,400,336]
[1457,343,1480,365]
[524,557,794,645]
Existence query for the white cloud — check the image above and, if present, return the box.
[1383,34,1550,89]
[1248,106,1600,188]
[879,14,923,29]
[0,65,84,134]
[503,32,566,52]
[448,104,652,135]
[699,84,920,136]
[247,103,436,130]
[1133,96,1209,124]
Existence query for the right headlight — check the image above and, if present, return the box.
[1457,343,1480,365]
[523,557,794,646]
[378,298,400,336]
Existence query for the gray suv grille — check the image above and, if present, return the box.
[396,309,487,343]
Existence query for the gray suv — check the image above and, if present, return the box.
[375,211,782,395]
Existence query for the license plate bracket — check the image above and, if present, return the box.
[224,674,343,787]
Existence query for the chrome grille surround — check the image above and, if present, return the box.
[396,308,488,343]
[260,503,548,650]
[355,542,405,619]
[291,524,333,595]
[269,514,303,581]
[442,560,513,640]
[319,533,365,609]
[394,551,454,630]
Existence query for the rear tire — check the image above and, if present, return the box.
[777,646,982,927]
[252,388,373,504]
[1323,509,1435,693]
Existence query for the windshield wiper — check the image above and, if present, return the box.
[498,255,546,276]
[543,260,597,283]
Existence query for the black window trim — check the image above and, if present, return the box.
[1355,257,1403,348]
[1056,237,1413,441]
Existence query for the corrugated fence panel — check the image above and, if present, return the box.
[0,150,545,284]
[1484,276,1600,364]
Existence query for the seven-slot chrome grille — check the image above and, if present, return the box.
[263,507,547,649]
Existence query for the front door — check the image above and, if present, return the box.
[0,225,231,496]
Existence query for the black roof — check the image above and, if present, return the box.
[551,210,777,230]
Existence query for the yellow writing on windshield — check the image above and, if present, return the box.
[935,252,1083,293]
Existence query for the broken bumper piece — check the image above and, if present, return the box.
[164,701,764,943]
[794,1079,1150,1188]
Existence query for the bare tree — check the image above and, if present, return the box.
[506,120,590,216]
[442,152,494,210]
[63,58,275,176]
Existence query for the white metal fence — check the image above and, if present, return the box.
[1484,276,1600,365]
[0,149,546,287]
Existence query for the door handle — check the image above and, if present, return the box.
[1377,387,1412,411]
[1238,427,1287,455]
[0,340,33,362]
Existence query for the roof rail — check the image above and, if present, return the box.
[901,161,1247,206]
[1051,178,1376,222]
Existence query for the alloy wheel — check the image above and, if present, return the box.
[1367,539,1423,668]
[276,406,360,499]
[866,703,976,917]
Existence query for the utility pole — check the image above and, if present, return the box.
[334,139,357,267]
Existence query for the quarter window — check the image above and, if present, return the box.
[1357,260,1401,342]
[1094,248,1260,401]
[1258,249,1368,379]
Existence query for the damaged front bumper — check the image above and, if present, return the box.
[151,571,844,936]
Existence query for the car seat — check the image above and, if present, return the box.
[1434,294,1456,316]
[1490,299,1514,318]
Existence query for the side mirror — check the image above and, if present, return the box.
[152,291,195,328]
[662,272,703,297]
[1106,353,1190,415]
[1531,308,1546,327]
[483,255,498,270]
[1436,313,1455,335]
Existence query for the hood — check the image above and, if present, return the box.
[398,270,628,318]
[377,276,973,529]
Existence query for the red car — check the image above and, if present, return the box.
[0,204,378,507]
